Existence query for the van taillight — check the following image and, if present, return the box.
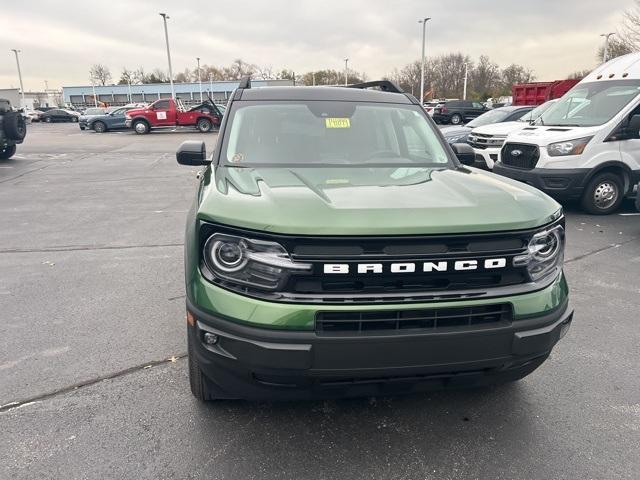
[441,107,448,113]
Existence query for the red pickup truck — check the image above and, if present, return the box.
[124,98,223,134]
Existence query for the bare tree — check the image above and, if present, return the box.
[597,37,633,62]
[89,64,112,85]
[501,64,535,94]
[471,55,500,99]
[118,68,134,85]
[621,0,640,49]
[567,69,591,80]
[175,68,192,83]
[224,59,256,80]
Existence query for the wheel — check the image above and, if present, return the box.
[133,120,149,134]
[2,111,26,141]
[196,118,212,133]
[79,126,85,130]
[0,144,16,160]
[580,172,624,215]
[71,116,78,122]
[45,117,52,123]
[188,328,213,402]
[93,121,107,133]
[450,113,463,125]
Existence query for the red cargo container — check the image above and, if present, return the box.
[512,79,580,106]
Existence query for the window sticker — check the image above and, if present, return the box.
[325,118,351,129]
[157,111,167,120]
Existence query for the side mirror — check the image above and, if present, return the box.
[626,114,640,139]
[176,140,209,166]
[451,143,475,166]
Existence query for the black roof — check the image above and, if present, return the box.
[238,86,414,104]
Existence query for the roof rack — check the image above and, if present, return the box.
[347,80,404,94]
[238,76,251,89]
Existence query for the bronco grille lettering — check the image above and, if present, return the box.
[323,258,508,274]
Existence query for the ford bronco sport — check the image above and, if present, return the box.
[0,98,27,160]
[177,78,573,401]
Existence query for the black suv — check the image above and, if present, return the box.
[0,99,27,160]
[433,100,488,125]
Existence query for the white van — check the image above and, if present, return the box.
[494,53,640,214]
[468,100,558,170]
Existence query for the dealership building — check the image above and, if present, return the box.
[62,79,293,107]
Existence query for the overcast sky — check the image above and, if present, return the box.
[0,0,634,90]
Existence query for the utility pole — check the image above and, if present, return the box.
[344,58,349,86]
[159,13,175,99]
[312,72,316,86]
[600,32,615,63]
[11,49,26,108]
[418,18,430,104]
[196,57,203,102]
[463,62,468,100]
[209,73,213,101]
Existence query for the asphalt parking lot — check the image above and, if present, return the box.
[1,122,639,480]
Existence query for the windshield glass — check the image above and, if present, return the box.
[466,109,511,128]
[220,101,451,167]
[538,80,640,127]
[519,101,556,123]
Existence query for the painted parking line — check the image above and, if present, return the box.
[618,212,640,216]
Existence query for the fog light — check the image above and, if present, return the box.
[203,332,219,345]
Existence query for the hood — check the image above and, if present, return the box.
[439,126,471,138]
[196,166,560,235]
[506,124,603,146]
[125,107,147,116]
[471,121,526,136]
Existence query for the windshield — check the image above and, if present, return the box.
[466,109,511,128]
[538,80,640,127]
[519,100,556,123]
[220,101,451,167]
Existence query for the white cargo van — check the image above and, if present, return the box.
[468,100,558,170]
[494,53,640,214]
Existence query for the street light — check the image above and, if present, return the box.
[600,32,616,63]
[159,13,176,99]
[463,62,469,100]
[344,58,349,86]
[418,17,431,104]
[11,49,26,109]
[196,57,203,102]
[209,73,213,101]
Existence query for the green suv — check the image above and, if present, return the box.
[177,79,573,401]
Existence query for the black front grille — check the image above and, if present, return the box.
[501,143,539,169]
[198,223,550,304]
[316,304,512,335]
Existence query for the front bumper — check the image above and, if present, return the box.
[493,162,589,200]
[124,119,132,128]
[472,147,501,170]
[187,292,573,400]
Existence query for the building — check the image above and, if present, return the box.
[62,79,294,108]
[0,88,61,109]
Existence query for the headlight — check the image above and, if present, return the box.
[547,136,592,157]
[514,224,565,281]
[202,234,311,290]
[446,135,467,144]
[125,113,131,119]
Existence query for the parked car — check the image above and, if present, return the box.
[176,78,573,401]
[494,52,640,214]
[468,100,558,169]
[0,98,27,160]
[423,101,442,117]
[86,106,136,133]
[79,107,108,130]
[40,109,80,123]
[124,98,223,134]
[433,100,489,125]
[20,109,43,123]
[440,105,534,145]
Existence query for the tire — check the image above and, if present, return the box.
[580,172,625,215]
[71,117,78,122]
[93,121,107,133]
[133,119,150,134]
[188,329,213,402]
[2,111,26,141]
[45,116,52,123]
[196,118,212,133]
[0,144,16,160]
[79,126,85,130]
[450,113,463,125]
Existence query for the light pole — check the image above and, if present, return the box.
[344,58,349,86]
[90,80,98,107]
[159,13,176,99]
[209,73,213,101]
[600,32,616,63]
[463,62,468,100]
[11,49,26,108]
[196,57,203,102]
[418,17,430,105]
